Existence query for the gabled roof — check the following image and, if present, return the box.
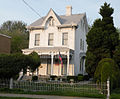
[28,9,85,28]
[41,8,61,26]
[59,14,85,25]
[0,33,11,39]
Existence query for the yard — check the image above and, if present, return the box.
[0,97,43,99]
[110,88,120,99]
[0,80,106,98]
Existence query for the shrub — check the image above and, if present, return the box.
[83,75,89,81]
[77,74,84,81]
[67,76,78,82]
[78,74,83,76]
[94,58,120,89]
[32,76,38,81]
[50,75,57,80]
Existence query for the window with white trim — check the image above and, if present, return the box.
[48,33,54,46]
[82,40,84,51]
[34,34,40,46]
[80,39,82,50]
[80,39,84,51]
[62,33,68,45]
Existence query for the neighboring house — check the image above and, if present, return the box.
[0,33,11,53]
[22,6,88,76]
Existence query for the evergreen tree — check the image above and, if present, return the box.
[86,2,119,77]
[113,42,120,69]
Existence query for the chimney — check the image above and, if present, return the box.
[66,6,72,16]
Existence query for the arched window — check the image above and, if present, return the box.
[80,56,85,73]
[46,17,55,27]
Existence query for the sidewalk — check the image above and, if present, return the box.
[0,93,101,99]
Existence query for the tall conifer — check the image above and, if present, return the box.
[86,3,119,77]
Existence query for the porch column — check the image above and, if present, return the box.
[51,52,54,75]
[36,68,39,76]
[67,51,69,76]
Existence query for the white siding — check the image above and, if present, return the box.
[27,11,88,76]
[29,26,75,50]
[74,18,87,75]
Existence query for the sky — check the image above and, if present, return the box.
[0,0,120,28]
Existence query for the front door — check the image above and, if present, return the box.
[61,59,67,75]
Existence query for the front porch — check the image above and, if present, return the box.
[22,47,74,76]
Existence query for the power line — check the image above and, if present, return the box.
[22,0,41,18]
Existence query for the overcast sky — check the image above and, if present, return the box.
[0,0,120,28]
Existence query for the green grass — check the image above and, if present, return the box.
[0,96,44,99]
[0,88,105,99]
[110,94,120,99]
[26,91,105,98]
[110,88,120,99]
[0,81,106,99]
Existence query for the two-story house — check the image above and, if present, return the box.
[22,6,88,76]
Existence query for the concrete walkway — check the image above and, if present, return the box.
[0,93,101,99]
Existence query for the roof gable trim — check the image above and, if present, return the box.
[41,9,61,26]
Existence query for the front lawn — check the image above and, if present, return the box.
[0,96,43,99]
[110,94,120,99]
[110,88,120,99]
[0,88,105,99]
[0,81,106,99]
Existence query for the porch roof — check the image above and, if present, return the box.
[22,47,74,55]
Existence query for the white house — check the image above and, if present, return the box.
[22,6,88,76]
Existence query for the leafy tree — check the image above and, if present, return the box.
[0,52,40,79]
[28,52,41,74]
[0,21,29,53]
[85,2,119,77]
[95,58,120,89]
[0,53,25,78]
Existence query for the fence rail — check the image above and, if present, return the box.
[0,79,107,95]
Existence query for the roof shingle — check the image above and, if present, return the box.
[29,13,85,27]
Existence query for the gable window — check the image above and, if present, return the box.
[34,34,40,46]
[62,33,68,45]
[49,18,55,26]
[48,33,54,46]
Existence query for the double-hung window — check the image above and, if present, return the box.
[34,34,40,46]
[80,39,84,51]
[80,39,82,50]
[48,33,54,46]
[62,33,68,45]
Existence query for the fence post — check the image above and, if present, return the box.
[10,78,13,89]
[107,77,110,99]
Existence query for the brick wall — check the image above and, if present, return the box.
[0,34,11,53]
